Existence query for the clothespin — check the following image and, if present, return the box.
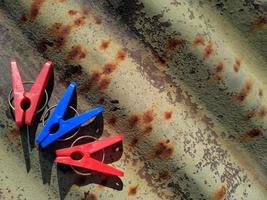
[36,82,104,148]
[55,135,124,176]
[11,59,53,126]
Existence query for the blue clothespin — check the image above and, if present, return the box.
[36,82,104,148]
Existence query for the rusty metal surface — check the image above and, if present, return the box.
[0,0,267,199]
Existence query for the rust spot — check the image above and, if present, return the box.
[116,50,127,61]
[108,115,117,126]
[214,186,227,200]
[143,110,155,124]
[82,8,90,15]
[215,61,224,73]
[20,13,28,23]
[247,128,262,138]
[99,40,111,50]
[236,80,253,102]
[49,23,72,47]
[258,106,267,118]
[103,62,117,75]
[212,74,222,81]
[65,45,86,61]
[212,61,224,81]
[164,38,185,51]
[153,53,167,66]
[30,0,45,20]
[129,137,139,147]
[128,184,139,196]
[244,110,255,120]
[128,114,140,128]
[259,88,263,98]
[97,96,105,104]
[192,34,205,47]
[82,192,97,200]
[99,77,111,90]
[142,125,153,135]
[91,70,101,83]
[203,42,215,59]
[93,15,102,24]
[241,128,262,142]
[158,170,170,180]
[164,111,173,120]
[252,15,267,30]
[68,10,78,16]
[37,39,54,53]
[233,57,241,73]
[154,140,174,159]
[74,16,86,27]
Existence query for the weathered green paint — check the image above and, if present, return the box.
[0,0,266,199]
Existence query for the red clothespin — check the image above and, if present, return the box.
[55,135,124,177]
[11,59,53,126]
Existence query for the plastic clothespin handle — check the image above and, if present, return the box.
[11,59,53,126]
[11,59,25,126]
[36,82,77,144]
[25,61,53,125]
[39,107,104,148]
[55,135,124,176]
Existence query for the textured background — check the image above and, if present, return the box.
[0,0,267,199]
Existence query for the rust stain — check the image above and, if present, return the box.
[153,53,167,66]
[74,16,86,27]
[37,38,54,53]
[259,88,264,98]
[65,45,87,61]
[233,57,241,73]
[49,23,72,47]
[164,111,173,120]
[212,61,224,81]
[129,137,139,147]
[252,15,267,30]
[99,40,111,50]
[212,74,222,81]
[68,10,78,16]
[203,42,215,59]
[128,184,139,196]
[128,114,140,128]
[82,192,97,200]
[244,110,256,121]
[93,15,102,24]
[143,110,155,124]
[158,170,170,180]
[215,61,224,73]
[164,38,185,51]
[236,80,253,102]
[142,125,153,135]
[20,13,28,23]
[192,34,205,47]
[97,96,105,104]
[214,185,227,200]
[154,140,174,159]
[103,62,117,75]
[116,50,127,61]
[99,77,111,90]
[82,8,90,15]
[258,106,267,118]
[30,0,45,20]
[108,115,117,126]
[241,128,262,142]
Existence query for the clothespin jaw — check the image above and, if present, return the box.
[11,59,53,126]
[36,82,104,148]
[55,135,124,177]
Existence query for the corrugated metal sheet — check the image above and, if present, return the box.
[0,0,266,199]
